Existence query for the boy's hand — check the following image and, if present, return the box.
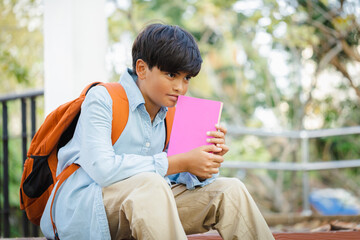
[183,145,224,179]
[166,124,229,179]
[206,124,229,156]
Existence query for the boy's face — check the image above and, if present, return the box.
[136,60,191,109]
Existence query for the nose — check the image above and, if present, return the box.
[173,79,184,93]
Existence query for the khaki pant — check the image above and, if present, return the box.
[102,172,274,240]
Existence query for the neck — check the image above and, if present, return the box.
[145,102,160,122]
[136,81,160,122]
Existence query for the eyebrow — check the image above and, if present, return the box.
[166,71,192,78]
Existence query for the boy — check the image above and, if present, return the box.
[40,23,274,239]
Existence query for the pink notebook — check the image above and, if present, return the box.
[167,95,223,156]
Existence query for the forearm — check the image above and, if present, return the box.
[78,151,168,187]
[166,153,188,176]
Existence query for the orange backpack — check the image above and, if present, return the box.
[19,82,175,226]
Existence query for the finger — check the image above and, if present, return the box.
[213,144,229,156]
[207,131,225,138]
[217,144,229,152]
[211,168,219,174]
[212,162,221,168]
[202,144,222,153]
[206,138,225,145]
[215,124,227,134]
[205,168,219,176]
[206,173,214,179]
[199,172,213,179]
[210,154,224,163]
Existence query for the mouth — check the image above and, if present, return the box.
[167,94,179,102]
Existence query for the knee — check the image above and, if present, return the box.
[229,178,247,192]
[215,177,249,199]
[137,172,168,187]
[123,173,174,211]
[133,172,171,196]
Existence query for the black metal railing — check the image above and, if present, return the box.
[0,89,44,238]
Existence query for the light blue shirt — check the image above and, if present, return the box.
[40,69,217,239]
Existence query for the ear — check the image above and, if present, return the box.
[136,59,147,80]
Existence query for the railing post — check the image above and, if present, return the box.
[30,97,39,236]
[31,97,36,138]
[2,102,10,237]
[21,98,30,237]
[0,103,2,237]
[301,132,312,216]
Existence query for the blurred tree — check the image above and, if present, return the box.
[298,0,360,97]
[0,0,43,93]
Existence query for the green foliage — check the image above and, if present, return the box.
[0,0,43,93]
[0,49,29,84]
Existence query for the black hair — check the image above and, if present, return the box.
[132,23,202,77]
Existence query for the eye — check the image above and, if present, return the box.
[184,76,192,81]
[167,73,176,78]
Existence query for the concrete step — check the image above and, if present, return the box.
[2,231,360,239]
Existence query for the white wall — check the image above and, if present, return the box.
[44,0,108,115]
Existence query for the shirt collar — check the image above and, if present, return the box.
[119,69,168,122]
[119,68,145,112]
[154,105,168,125]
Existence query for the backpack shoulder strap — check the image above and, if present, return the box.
[164,107,176,150]
[100,82,129,145]
[50,82,129,237]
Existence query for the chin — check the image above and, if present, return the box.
[163,101,177,108]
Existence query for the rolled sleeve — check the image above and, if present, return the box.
[154,152,168,177]
[168,172,219,190]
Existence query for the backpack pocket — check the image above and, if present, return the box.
[20,156,55,225]
[23,156,53,198]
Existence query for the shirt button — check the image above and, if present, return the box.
[145,142,151,148]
